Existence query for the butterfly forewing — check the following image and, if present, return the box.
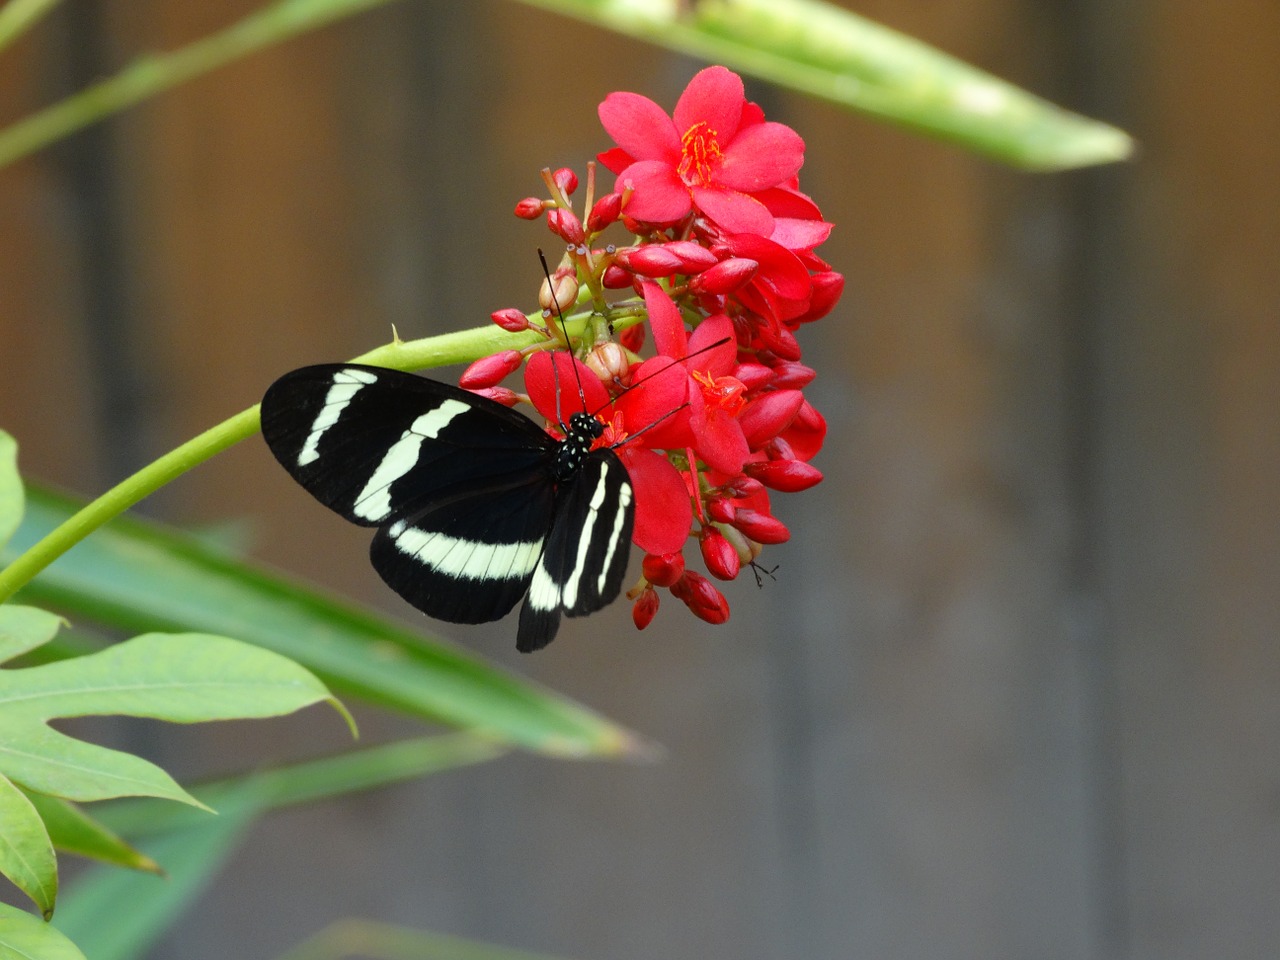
[261,363,640,650]
[261,365,554,526]
[518,449,635,652]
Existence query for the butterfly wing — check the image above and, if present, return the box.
[261,364,554,526]
[517,449,635,652]
[370,468,556,624]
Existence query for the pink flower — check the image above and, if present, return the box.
[597,66,805,235]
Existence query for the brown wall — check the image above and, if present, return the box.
[1,1,1277,957]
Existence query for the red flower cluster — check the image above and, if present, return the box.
[467,66,841,632]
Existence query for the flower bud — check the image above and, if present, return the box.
[490,307,530,333]
[745,458,823,492]
[662,240,719,273]
[467,386,520,407]
[733,361,774,393]
[587,192,623,232]
[733,507,790,544]
[670,571,730,624]
[769,362,815,390]
[739,389,804,449]
[700,528,741,581]
[632,586,659,630]
[689,257,757,295]
[793,270,844,323]
[706,497,736,525]
[585,341,631,384]
[546,208,585,245]
[642,551,685,588]
[514,197,545,219]
[459,350,523,389]
[539,272,580,316]
[552,167,578,195]
[614,244,684,278]
[755,320,802,361]
[601,263,634,289]
[722,475,764,499]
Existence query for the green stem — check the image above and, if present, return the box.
[0,0,403,169]
[0,323,549,603]
[0,0,64,56]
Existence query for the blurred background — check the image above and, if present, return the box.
[1,1,1277,958]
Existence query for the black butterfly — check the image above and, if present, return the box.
[260,364,634,652]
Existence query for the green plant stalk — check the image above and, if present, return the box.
[0,0,402,169]
[0,0,64,55]
[515,0,1133,171]
[0,323,554,603]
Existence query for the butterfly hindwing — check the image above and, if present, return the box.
[370,468,556,625]
[261,364,554,527]
[518,449,635,652]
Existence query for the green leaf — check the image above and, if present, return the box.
[0,431,20,552]
[7,487,644,758]
[0,632,338,806]
[22,791,161,875]
[52,781,265,960]
[0,605,64,665]
[0,773,57,920]
[0,901,86,960]
[96,733,508,839]
[519,0,1133,170]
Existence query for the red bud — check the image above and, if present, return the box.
[670,571,730,624]
[733,508,790,544]
[514,197,545,219]
[706,497,736,525]
[690,257,758,295]
[632,586,660,630]
[618,323,646,353]
[700,528,741,581]
[587,192,623,232]
[793,270,844,323]
[770,361,815,389]
[552,167,578,195]
[467,386,520,407]
[745,458,823,492]
[546,208,584,245]
[662,240,719,273]
[459,350,523,389]
[490,308,530,333]
[602,263,633,289]
[738,389,804,448]
[642,551,685,587]
[615,244,684,278]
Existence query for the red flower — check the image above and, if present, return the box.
[597,66,805,235]
[524,352,694,555]
[641,282,750,474]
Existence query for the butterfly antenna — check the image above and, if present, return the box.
[539,248,587,430]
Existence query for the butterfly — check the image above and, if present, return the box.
[260,363,634,652]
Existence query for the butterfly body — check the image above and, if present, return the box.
[261,364,635,652]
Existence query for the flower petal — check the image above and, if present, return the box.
[525,351,610,423]
[673,66,744,143]
[690,185,774,236]
[717,122,805,192]
[596,146,635,174]
[642,281,687,359]
[598,91,680,162]
[687,313,737,376]
[616,160,693,224]
[696,407,750,475]
[622,447,693,555]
